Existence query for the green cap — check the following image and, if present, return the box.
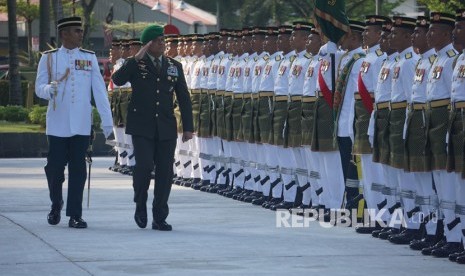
[140,24,164,45]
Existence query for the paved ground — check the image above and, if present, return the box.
[0,157,463,275]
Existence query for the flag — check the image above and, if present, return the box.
[313,0,350,44]
[105,4,114,24]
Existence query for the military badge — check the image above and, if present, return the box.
[360,61,370,73]
[235,68,242,77]
[393,67,400,79]
[321,60,330,72]
[414,68,426,83]
[264,65,272,75]
[278,65,287,76]
[245,67,250,77]
[229,67,235,77]
[218,66,225,75]
[380,68,390,81]
[432,66,443,79]
[458,65,465,78]
[212,65,218,74]
[255,66,262,76]
[307,66,314,77]
[292,65,302,76]
[167,64,178,76]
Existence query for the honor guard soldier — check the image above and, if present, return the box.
[277,22,313,210]
[112,24,193,231]
[267,25,296,210]
[300,27,323,212]
[422,12,462,257]
[311,28,346,218]
[353,15,389,234]
[370,21,399,239]
[256,27,283,208]
[164,35,178,58]
[447,8,465,264]
[108,38,122,172]
[35,16,113,228]
[404,17,439,249]
[249,27,273,205]
[333,20,366,221]
[242,27,270,203]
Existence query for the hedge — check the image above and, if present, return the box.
[0,81,47,107]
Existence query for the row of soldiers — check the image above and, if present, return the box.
[162,10,465,264]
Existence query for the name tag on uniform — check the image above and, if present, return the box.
[75,59,92,71]
[167,65,179,76]
[432,66,443,79]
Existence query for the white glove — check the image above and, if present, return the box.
[369,135,374,148]
[102,126,113,139]
[48,81,58,100]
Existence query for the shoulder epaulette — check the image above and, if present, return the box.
[405,52,412,59]
[290,55,296,62]
[304,52,312,59]
[43,48,58,54]
[228,55,234,60]
[79,48,95,54]
[263,54,270,61]
[275,55,282,61]
[376,49,384,57]
[429,54,437,65]
[447,49,457,58]
[254,56,259,62]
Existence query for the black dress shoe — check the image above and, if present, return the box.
[68,217,87,228]
[449,250,465,262]
[47,200,64,225]
[251,196,267,205]
[378,228,401,240]
[134,204,147,229]
[208,184,224,193]
[389,229,421,245]
[152,221,172,231]
[409,235,437,251]
[456,254,465,264]
[271,201,294,211]
[355,224,382,234]
[431,242,462,258]
[422,239,447,255]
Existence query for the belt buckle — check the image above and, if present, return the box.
[388,102,392,111]
[426,102,432,110]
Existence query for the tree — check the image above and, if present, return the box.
[79,0,98,48]
[418,0,463,13]
[6,0,22,105]
[0,0,39,66]
[346,0,406,19]
[39,0,51,52]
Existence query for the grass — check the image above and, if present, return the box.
[0,121,44,133]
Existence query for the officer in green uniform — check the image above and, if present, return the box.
[112,25,193,231]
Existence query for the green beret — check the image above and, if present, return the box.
[140,24,164,45]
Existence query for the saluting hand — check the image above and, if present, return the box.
[134,41,152,61]
[182,131,193,142]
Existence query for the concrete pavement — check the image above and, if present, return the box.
[0,158,463,275]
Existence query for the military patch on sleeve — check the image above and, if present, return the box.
[447,49,457,58]
[375,49,384,57]
[79,48,95,54]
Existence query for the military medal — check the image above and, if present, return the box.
[264,65,272,75]
[380,68,390,81]
[245,67,250,77]
[307,66,314,77]
[229,67,235,77]
[195,68,200,76]
[293,65,302,76]
[393,67,400,79]
[321,60,330,72]
[414,68,425,83]
[235,68,241,77]
[458,65,465,78]
[360,61,370,73]
[432,66,443,79]
[212,65,218,74]
[278,65,287,76]
[254,66,262,76]
[218,66,225,75]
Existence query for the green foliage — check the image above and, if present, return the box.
[28,105,47,127]
[346,0,406,19]
[418,0,463,13]
[2,105,29,122]
[92,107,101,129]
[0,106,5,120]
[0,0,39,21]
[0,81,33,107]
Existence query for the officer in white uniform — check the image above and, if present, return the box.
[35,17,113,228]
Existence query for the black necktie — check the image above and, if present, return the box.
[154,58,161,73]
